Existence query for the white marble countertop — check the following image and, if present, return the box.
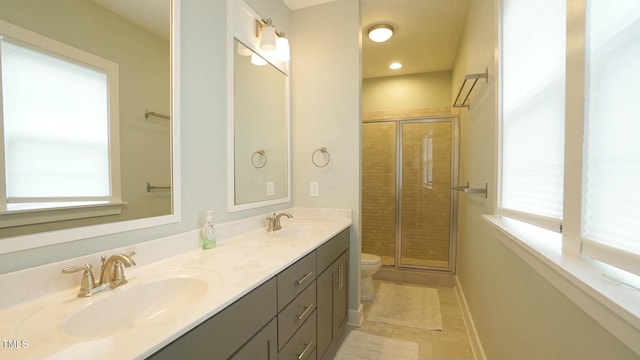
[0,208,351,359]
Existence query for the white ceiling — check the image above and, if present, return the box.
[361,0,470,79]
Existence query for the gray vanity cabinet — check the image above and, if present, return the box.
[147,227,350,360]
[316,229,350,360]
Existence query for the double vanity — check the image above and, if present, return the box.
[0,209,351,360]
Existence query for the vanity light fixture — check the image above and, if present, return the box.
[256,18,291,62]
[368,24,394,43]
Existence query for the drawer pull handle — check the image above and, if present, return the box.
[296,271,314,285]
[296,304,314,320]
[297,340,314,360]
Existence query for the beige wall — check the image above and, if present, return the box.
[453,0,637,358]
[363,71,452,117]
[290,0,361,313]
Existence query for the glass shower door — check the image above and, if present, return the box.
[399,120,453,270]
[362,121,397,266]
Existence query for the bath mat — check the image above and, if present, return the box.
[367,283,443,330]
[334,330,419,360]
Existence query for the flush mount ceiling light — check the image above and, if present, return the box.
[389,62,402,70]
[368,24,394,43]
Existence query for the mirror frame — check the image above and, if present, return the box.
[227,0,291,212]
[0,0,181,255]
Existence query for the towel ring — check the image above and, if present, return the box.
[312,147,330,168]
[251,149,267,168]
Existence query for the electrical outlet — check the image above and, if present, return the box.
[310,182,320,197]
[266,182,275,196]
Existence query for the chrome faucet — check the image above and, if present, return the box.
[266,212,293,231]
[62,251,136,297]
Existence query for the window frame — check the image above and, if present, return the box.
[0,19,122,228]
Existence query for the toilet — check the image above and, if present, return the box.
[360,253,382,301]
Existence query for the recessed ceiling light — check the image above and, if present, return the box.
[389,62,402,70]
[368,24,394,43]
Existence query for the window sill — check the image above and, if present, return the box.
[0,202,125,228]
[482,215,640,356]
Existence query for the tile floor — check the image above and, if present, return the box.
[342,279,474,360]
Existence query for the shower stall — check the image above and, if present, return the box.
[362,116,458,273]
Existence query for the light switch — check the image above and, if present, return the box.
[310,182,319,197]
[266,182,275,196]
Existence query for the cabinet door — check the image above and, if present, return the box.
[230,318,277,360]
[316,267,333,360]
[333,251,349,337]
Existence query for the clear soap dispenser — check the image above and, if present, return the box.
[201,210,216,250]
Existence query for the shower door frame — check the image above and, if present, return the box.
[364,115,459,273]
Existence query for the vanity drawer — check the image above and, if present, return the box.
[277,251,316,311]
[279,310,317,360]
[278,280,316,350]
[316,228,349,274]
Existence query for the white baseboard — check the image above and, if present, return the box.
[455,276,486,360]
[347,304,364,327]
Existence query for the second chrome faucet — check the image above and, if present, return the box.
[62,252,136,297]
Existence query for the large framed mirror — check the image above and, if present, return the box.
[227,0,290,212]
[0,0,180,253]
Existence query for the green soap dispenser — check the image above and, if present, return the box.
[201,210,216,250]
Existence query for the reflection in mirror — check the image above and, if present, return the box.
[233,39,288,207]
[0,0,174,240]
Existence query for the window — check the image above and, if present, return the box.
[500,0,566,232]
[0,21,121,227]
[500,0,640,276]
[581,0,640,275]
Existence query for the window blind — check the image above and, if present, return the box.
[1,38,111,201]
[500,0,566,231]
[582,0,640,275]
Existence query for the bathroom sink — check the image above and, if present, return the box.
[63,276,208,338]
[17,269,214,340]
